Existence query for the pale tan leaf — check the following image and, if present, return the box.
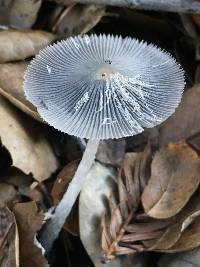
[0,62,41,121]
[0,96,59,181]
[13,202,48,267]
[142,141,200,219]
[0,30,56,63]
[9,0,42,29]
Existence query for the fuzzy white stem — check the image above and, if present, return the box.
[39,139,100,253]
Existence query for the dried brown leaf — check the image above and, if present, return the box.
[51,160,80,236]
[0,167,43,205]
[150,192,200,251]
[160,85,200,146]
[139,145,152,191]
[0,206,19,267]
[126,219,171,234]
[0,62,41,121]
[119,153,141,212]
[101,144,200,260]
[0,183,20,206]
[54,4,105,37]
[168,216,200,252]
[101,152,143,262]
[0,96,59,181]
[192,14,200,29]
[13,201,48,267]
[141,141,200,219]
[0,30,56,63]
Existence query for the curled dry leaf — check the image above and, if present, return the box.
[53,4,105,37]
[0,206,19,267]
[141,141,200,219]
[160,85,200,146]
[149,192,200,251]
[9,0,42,29]
[0,62,41,121]
[13,201,48,267]
[0,96,59,181]
[0,30,56,63]
[51,160,80,236]
[79,162,124,267]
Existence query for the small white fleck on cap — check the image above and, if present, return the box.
[24,34,185,140]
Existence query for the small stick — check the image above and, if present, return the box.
[67,0,200,14]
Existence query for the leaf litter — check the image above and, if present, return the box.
[0,1,200,267]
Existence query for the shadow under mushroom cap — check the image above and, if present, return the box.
[24,34,185,140]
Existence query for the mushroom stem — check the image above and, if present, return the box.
[39,139,100,253]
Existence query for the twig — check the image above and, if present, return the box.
[69,0,200,14]
[52,3,75,32]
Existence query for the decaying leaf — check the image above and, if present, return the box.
[51,160,80,236]
[149,192,200,251]
[168,216,200,252]
[0,206,19,267]
[79,162,124,267]
[0,96,59,181]
[160,85,200,146]
[0,30,56,63]
[9,0,42,29]
[0,183,20,206]
[54,4,105,37]
[142,141,200,219]
[13,201,48,267]
[0,62,41,121]
[0,167,43,205]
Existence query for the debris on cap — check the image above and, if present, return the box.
[24,34,185,140]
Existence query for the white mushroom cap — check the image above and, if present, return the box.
[24,34,185,140]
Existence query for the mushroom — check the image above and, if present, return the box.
[24,34,185,252]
